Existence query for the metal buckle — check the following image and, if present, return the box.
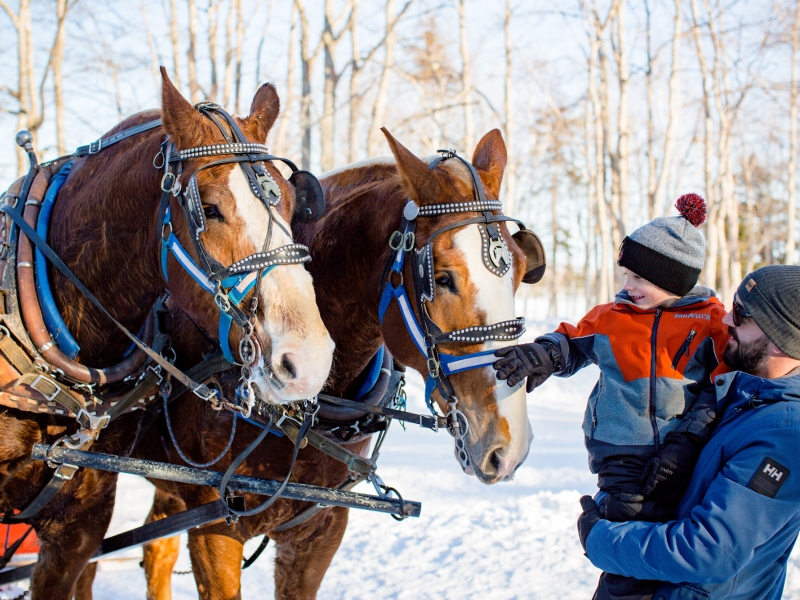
[53,463,79,480]
[426,356,440,378]
[88,139,102,154]
[404,232,415,252]
[161,172,176,193]
[75,409,110,432]
[215,291,232,313]
[29,375,61,402]
[389,230,404,251]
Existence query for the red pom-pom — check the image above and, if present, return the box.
[675,193,707,227]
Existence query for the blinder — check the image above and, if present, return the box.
[511,229,546,284]
[289,169,326,223]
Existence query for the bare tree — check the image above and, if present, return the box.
[320,0,354,172]
[0,0,72,172]
[456,0,474,151]
[503,0,517,215]
[646,0,682,220]
[788,0,800,264]
[187,0,200,103]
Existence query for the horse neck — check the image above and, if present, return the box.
[299,174,407,395]
[48,130,164,367]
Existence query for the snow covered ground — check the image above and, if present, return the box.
[8,317,800,598]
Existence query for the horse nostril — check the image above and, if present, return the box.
[280,354,297,380]
[489,450,501,473]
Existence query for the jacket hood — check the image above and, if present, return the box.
[614,285,718,310]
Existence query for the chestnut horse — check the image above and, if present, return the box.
[0,71,332,599]
[127,127,534,599]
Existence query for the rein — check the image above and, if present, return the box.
[378,150,529,470]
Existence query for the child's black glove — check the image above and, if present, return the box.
[577,495,604,550]
[641,432,701,503]
[493,343,558,392]
[602,492,671,522]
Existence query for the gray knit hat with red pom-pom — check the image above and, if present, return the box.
[617,193,707,296]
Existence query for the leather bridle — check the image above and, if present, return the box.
[378,150,531,471]
[157,102,319,416]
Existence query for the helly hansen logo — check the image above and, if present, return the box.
[749,457,790,498]
[763,464,784,481]
[673,313,711,320]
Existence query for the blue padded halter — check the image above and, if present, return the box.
[36,161,80,359]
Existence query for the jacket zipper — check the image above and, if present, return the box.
[650,310,662,454]
[671,329,697,370]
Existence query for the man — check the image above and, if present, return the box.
[577,264,800,600]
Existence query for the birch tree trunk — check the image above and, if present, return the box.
[457,0,474,151]
[503,0,517,215]
[691,0,719,291]
[187,0,200,103]
[320,0,354,172]
[169,0,182,91]
[646,0,682,220]
[274,1,299,156]
[223,0,235,108]
[788,0,800,264]
[368,0,398,156]
[209,0,220,102]
[52,0,68,157]
[234,0,244,114]
[347,0,362,163]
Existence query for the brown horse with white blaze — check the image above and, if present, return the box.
[0,70,332,599]
[130,126,536,600]
[317,127,534,481]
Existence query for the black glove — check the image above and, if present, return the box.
[577,495,603,551]
[602,492,670,522]
[641,432,701,502]
[493,342,557,392]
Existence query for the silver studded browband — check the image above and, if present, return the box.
[417,200,503,217]
[172,143,271,162]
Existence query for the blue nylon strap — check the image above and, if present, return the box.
[160,205,274,363]
[354,344,385,401]
[36,161,80,359]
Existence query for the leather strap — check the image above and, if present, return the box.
[317,393,444,431]
[73,119,163,158]
[279,417,375,477]
[1,203,217,401]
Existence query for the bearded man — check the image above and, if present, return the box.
[577,265,800,600]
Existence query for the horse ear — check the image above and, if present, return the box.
[160,66,208,149]
[381,127,443,206]
[471,129,507,200]
[243,83,280,144]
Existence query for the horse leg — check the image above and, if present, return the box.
[142,487,186,600]
[74,562,97,600]
[30,486,116,600]
[273,506,350,600]
[187,521,244,600]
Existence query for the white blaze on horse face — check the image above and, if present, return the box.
[226,168,334,402]
[453,225,532,481]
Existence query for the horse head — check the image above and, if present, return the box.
[159,70,333,403]
[381,128,539,484]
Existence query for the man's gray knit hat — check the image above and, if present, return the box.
[737,265,800,360]
[617,194,707,296]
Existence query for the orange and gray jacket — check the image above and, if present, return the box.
[536,287,730,474]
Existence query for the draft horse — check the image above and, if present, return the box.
[132,127,544,599]
[0,69,333,599]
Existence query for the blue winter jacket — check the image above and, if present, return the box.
[585,367,800,600]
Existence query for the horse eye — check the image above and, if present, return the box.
[435,272,456,291]
[203,204,224,222]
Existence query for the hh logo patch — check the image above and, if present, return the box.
[748,457,789,498]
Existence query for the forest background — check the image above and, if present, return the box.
[0,0,797,319]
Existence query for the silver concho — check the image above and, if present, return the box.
[478,224,512,277]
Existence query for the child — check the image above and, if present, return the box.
[494,194,729,600]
